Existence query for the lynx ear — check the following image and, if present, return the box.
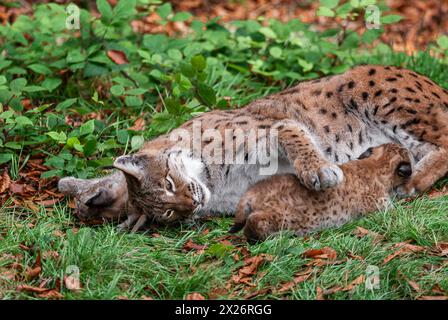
[113,154,146,181]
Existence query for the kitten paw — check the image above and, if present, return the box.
[297,163,344,191]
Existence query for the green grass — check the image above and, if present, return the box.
[1,190,446,300]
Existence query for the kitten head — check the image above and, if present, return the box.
[357,143,413,189]
[113,149,210,223]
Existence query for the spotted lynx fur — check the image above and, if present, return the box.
[229,144,412,241]
[59,65,448,230]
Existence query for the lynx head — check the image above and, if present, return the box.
[112,148,210,223]
[357,143,413,189]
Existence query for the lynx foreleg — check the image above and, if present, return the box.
[274,121,343,191]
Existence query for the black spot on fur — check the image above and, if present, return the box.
[362,92,369,101]
[347,124,353,132]
[364,109,370,120]
[386,77,397,82]
[326,92,333,98]
[369,80,375,87]
[369,68,376,76]
[374,90,383,97]
[324,125,330,133]
[319,108,327,115]
[406,87,416,94]
[385,108,397,117]
[349,98,358,110]
[348,81,355,89]
[401,118,421,129]
[432,92,441,99]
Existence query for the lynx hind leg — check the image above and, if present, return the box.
[274,121,343,191]
[229,198,254,234]
[243,210,282,242]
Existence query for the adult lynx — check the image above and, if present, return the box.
[59,65,448,229]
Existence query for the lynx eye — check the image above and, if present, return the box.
[165,175,176,193]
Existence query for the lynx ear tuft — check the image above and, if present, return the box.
[58,177,80,196]
[113,155,146,181]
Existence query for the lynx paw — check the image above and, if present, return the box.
[297,163,344,191]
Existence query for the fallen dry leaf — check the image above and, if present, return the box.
[42,251,59,260]
[431,242,448,257]
[244,288,270,299]
[183,238,208,253]
[277,268,313,293]
[426,185,448,199]
[36,198,59,207]
[25,266,41,281]
[353,226,384,242]
[316,287,325,300]
[417,295,448,300]
[208,287,229,300]
[302,247,337,260]
[239,255,265,277]
[230,254,272,288]
[17,285,50,294]
[343,275,365,291]
[0,170,11,194]
[186,292,206,300]
[37,289,63,299]
[431,284,445,295]
[347,252,364,260]
[129,117,146,131]
[397,270,421,293]
[107,50,129,65]
[383,242,426,264]
[407,280,421,292]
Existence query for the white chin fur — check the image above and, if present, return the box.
[170,150,211,207]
